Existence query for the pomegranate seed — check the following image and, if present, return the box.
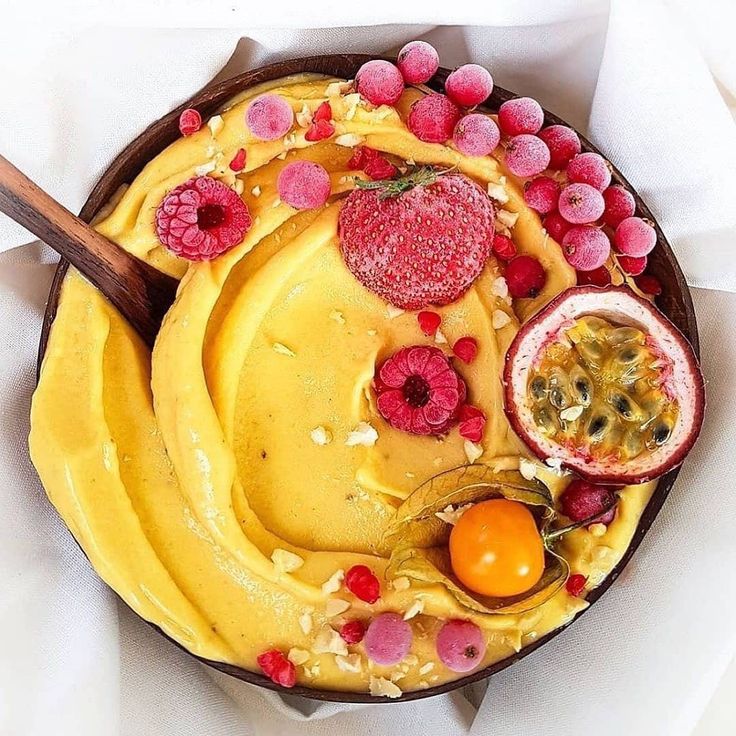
[305,119,335,142]
[458,405,486,442]
[345,565,380,604]
[340,619,366,644]
[566,574,587,597]
[229,148,247,172]
[492,233,517,261]
[453,336,478,364]
[313,101,332,122]
[417,310,442,336]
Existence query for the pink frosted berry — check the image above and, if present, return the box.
[364,613,413,666]
[562,225,611,271]
[397,41,439,84]
[498,97,544,136]
[602,185,636,228]
[614,217,657,257]
[445,64,493,107]
[408,94,462,143]
[558,183,605,224]
[436,620,486,673]
[178,108,202,136]
[524,176,560,214]
[538,125,581,170]
[453,114,500,156]
[505,134,550,177]
[246,95,294,141]
[617,254,647,276]
[543,211,571,242]
[566,152,611,191]
[277,161,331,210]
[356,60,404,106]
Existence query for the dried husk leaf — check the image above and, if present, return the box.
[384,464,569,617]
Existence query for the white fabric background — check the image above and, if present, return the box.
[1,2,736,734]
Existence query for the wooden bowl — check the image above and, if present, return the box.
[37,54,699,703]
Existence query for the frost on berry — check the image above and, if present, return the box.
[505,135,550,177]
[408,94,462,144]
[453,114,500,157]
[498,97,544,136]
[356,60,404,106]
[538,125,581,170]
[397,41,439,84]
[445,64,493,107]
[562,225,611,271]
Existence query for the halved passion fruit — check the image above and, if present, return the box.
[503,286,705,484]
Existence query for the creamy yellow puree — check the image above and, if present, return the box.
[30,74,655,695]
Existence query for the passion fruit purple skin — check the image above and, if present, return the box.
[502,285,705,485]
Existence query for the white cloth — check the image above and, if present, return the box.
[1,2,736,735]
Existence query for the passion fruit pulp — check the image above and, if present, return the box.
[503,286,705,484]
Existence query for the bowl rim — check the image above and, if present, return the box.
[36,53,699,704]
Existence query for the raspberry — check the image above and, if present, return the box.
[558,183,605,224]
[305,119,335,142]
[375,346,465,435]
[566,574,587,597]
[408,94,462,144]
[397,41,439,84]
[562,226,610,271]
[602,185,636,228]
[155,176,252,261]
[178,108,202,136]
[246,95,294,141]
[458,405,486,442]
[453,336,478,364]
[364,613,413,666]
[453,114,500,157]
[257,649,296,687]
[347,145,380,170]
[505,134,551,177]
[523,176,560,214]
[538,125,581,170]
[338,171,494,310]
[576,265,611,287]
[417,310,442,336]
[566,152,611,191]
[498,97,544,136]
[277,161,331,210]
[505,255,546,298]
[635,274,662,296]
[228,148,246,172]
[436,619,486,673]
[543,211,571,242]
[445,64,493,107]
[492,233,517,261]
[560,479,618,524]
[364,156,398,181]
[313,101,332,122]
[617,254,647,276]
[339,620,366,645]
[356,60,404,106]
[345,564,381,603]
[614,217,656,257]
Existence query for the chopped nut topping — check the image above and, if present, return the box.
[310,426,333,446]
[491,276,509,299]
[296,103,313,128]
[464,440,484,464]
[276,151,287,160]
[487,181,509,204]
[321,569,345,595]
[325,598,351,617]
[335,653,362,673]
[335,133,365,148]
[326,81,353,97]
[194,161,217,176]
[391,576,410,592]
[369,676,402,698]
[207,115,224,136]
[403,599,424,620]
[492,309,511,329]
[271,548,304,574]
[287,647,310,665]
[435,503,472,525]
[312,625,348,656]
[299,610,313,635]
[403,654,419,667]
[497,209,519,228]
[345,422,378,447]
[386,305,405,319]
[251,185,262,197]
[419,662,435,675]
[272,342,295,357]
[233,179,245,196]
[519,458,538,480]
[435,329,448,345]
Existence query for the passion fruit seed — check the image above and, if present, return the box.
[527,314,679,462]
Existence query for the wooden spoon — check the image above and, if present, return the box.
[0,154,177,347]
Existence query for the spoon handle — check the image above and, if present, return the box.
[0,154,176,347]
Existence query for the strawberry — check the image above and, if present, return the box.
[337,169,495,310]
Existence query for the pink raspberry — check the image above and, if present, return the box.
[345,564,381,604]
[498,97,544,136]
[617,254,647,276]
[364,613,413,666]
[453,336,478,364]
[436,620,486,673]
[364,156,397,181]
[445,64,494,107]
[543,211,571,242]
[304,119,335,142]
[560,479,619,525]
[408,94,462,143]
[492,233,517,261]
[538,125,581,170]
[505,134,551,177]
[458,405,486,442]
[558,183,605,224]
[523,176,560,214]
[347,145,380,170]
[505,255,546,298]
[614,216,656,257]
[277,161,331,210]
[397,41,439,84]
[417,310,442,336]
[576,265,611,287]
[566,152,611,191]
[178,108,202,136]
[246,95,294,141]
[257,650,296,688]
[356,60,404,106]
[313,101,332,122]
[453,113,500,156]
[339,620,366,645]
[602,185,636,228]
[562,225,611,271]
[375,346,465,436]
[228,148,247,172]
[155,176,252,261]
[566,574,587,597]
